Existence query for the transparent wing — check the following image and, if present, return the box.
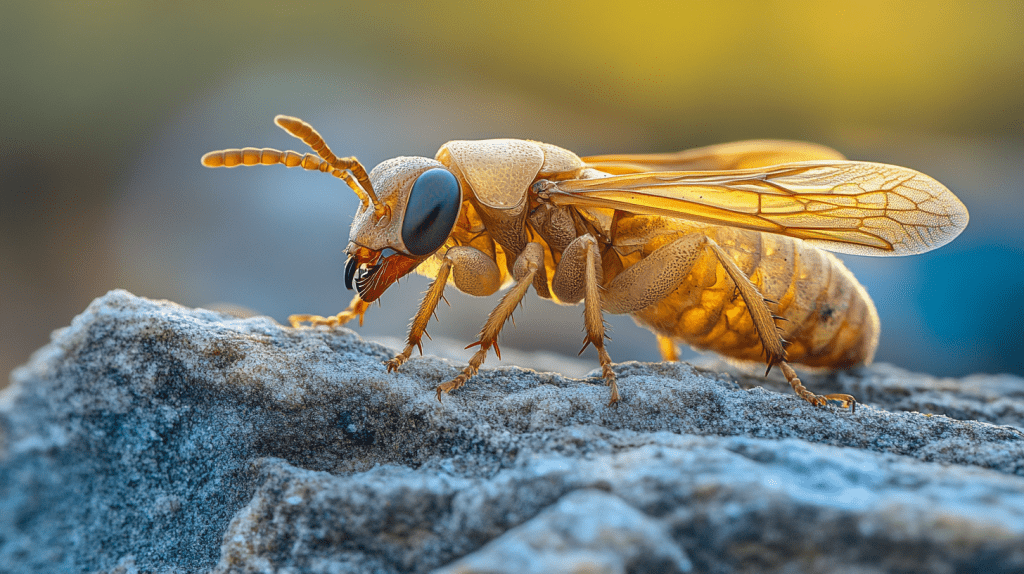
[537,161,969,256]
[583,140,846,174]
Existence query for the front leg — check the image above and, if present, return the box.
[387,246,503,372]
[289,293,370,328]
[436,243,544,401]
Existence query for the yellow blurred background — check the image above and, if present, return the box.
[2,1,1022,387]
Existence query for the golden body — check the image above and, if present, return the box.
[445,185,879,370]
[624,223,878,369]
[202,117,967,409]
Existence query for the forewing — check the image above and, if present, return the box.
[539,161,969,256]
[583,140,846,174]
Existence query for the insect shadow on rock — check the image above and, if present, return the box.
[202,116,969,410]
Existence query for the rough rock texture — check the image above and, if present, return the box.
[2,290,1023,573]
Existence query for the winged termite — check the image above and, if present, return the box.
[201,116,968,410]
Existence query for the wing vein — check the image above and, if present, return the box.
[540,160,968,257]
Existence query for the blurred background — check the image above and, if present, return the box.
[2,1,1022,389]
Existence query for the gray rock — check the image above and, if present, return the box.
[2,290,1023,573]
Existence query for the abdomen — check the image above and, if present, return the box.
[628,226,880,369]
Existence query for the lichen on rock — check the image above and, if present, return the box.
[2,290,1023,573]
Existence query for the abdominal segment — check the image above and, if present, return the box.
[626,226,880,369]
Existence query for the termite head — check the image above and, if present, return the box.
[199,116,463,303]
[345,157,462,302]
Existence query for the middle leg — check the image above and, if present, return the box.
[551,234,619,405]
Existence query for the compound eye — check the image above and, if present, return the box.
[401,168,461,256]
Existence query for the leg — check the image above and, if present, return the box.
[704,241,786,368]
[601,234,705,314]
[600,233,852,408]
[386,246,503,372]
[385,259,453,372]
[656,335,679,362]
[702,242,857,409]
[602,233,785,367]
[780,362,857,412]
[552,234,619,405]
[436,243,544,401]
[289,294,370,328]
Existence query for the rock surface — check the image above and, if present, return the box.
[2,290,1023,573]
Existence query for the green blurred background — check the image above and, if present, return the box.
[3,1,1023,389]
